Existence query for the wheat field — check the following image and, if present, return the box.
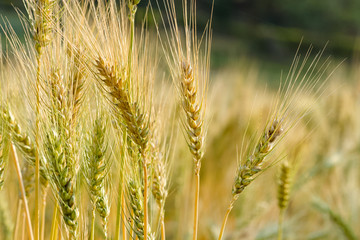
[0,1,359,240]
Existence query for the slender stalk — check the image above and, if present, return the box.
[116,133,127,240]
[143,162,148,239]
[34,50,42,240]
[40,189,48,240]
[11,143,34,240]
[50,202,58,240]
[90,206,96,240]
[13,199,23,240]
[160,212,165,240]
[115,179,122,240]
[57,214,61,240]
[121,190,127,240]
[192,172,200,240]
[21,211,26,240]
[277,209,285,240]
[218,195,238,240]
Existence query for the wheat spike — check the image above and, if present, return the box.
[233,119,283,195]
[0,107,48,186]
[45,129,78,237]
[84,117,110,238]
[150,135,168,208]
[180,61,204,173]
[128,179,145,240]
[278,161,292,210]
[95,56,149,153]
[67,47,86,126]
[44,68,79,238]
[30,0,55,54]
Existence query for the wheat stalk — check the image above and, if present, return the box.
[26,0,56,237]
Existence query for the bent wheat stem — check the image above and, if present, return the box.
[217,195,238,240]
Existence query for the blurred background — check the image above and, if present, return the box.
[1,0,360,75]
[1,1,360,240]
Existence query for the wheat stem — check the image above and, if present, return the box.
[160,212,165,240]
[143,161,148,240]
[35,52,41,240]
[90,206,96,240]
[122,189,127,240]
[277,209,285,240]
[21,210,26,240]
[11,143,34,240]
[192,172,200,240]
[50,202,59,240]
[13,199,23,240]
[40,189,48,240]
[218,195,238,240]
[115,180,123,240]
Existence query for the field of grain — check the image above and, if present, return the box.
[0,1,359,240]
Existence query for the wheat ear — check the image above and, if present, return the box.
[67,48,86,126]
[45,129,78,238]
[218,119,283,240]
[232,119,283,195]
[95,57,150,153]
[277,161,292,240]
[128,179,147,240]
[84,117,110,239]
[45,69,79,238]
[0,107,48,186]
